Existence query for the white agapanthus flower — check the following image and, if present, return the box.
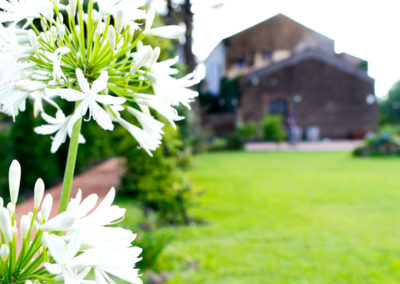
[34,110,86,153]
[0,0,201,155]
[0,0,54,27]
[0,160,142,284]
[56,69,126,131]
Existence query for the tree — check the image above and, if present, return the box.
[379,80,400,124]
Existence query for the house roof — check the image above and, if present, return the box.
[241,50,374,85]
[223,13,334,46]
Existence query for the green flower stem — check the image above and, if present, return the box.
[58,115,82,213]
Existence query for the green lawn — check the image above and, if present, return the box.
[140,152,400,283]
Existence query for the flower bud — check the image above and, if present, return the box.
[9,160,21,204]
[27,212,33,220]
[0,197,3,208]
[34,178,45,209]
[41,194,53,222]
[40,19,47,32]
[115,9,124,33]
[20,215,30,239]
[75,25,81,35]
[0,208,13,241]
[92,10,99,21]
[37,211,44,224]
[95,22,105,37]
[50,26,57,37]
[108,27,116,51]
[12,226,17,237]
[33,220,39,233]
[69,0,77,17]
[0,244,9,261]
[27,30,39,53]
[57,24,65,41]
[57,13,63,24]
[7,202,15,217]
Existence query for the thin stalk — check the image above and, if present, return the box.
[58,113,82,213]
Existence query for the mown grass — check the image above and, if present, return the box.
[127,151,400,283]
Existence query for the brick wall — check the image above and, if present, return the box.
[240,58,377,139]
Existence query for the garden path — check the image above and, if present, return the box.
[245,140,362,152]
[16,158,125,220]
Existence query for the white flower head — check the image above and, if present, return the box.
[35,110,86,153]
[56,69,125,131]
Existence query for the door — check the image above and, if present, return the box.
[268,99,288,116]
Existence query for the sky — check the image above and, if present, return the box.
[153,0,400,98]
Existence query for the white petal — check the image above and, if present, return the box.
[75,68,90,93]
[144,25,185,39]
[51,126,68,153]
[44,263,62,275]
[57,88,85,102]
[90,102,114,130]
[34,124,60,135]
[91,71,109,94]
[94,94,126,105]
[42,234,68,264]
[41,211,76,232]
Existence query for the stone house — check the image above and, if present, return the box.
[203,14,377,139]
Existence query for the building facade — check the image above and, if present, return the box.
[203,14,377,139]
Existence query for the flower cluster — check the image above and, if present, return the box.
[0,0,201,155]
[0,160,142,283]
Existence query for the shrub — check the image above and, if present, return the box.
[0,102,116,200]
[118,125,195,225]
[134,231,174,271]
[262,114,286,142]
[353,133,400,156]
[236,122,259,141]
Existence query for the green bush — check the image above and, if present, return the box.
[118,125,195,225]
[134,231,173,271]
[236,122,259,141]
[262,114,286,142]
[0,102,116,200]
[226,132,245,150]
[353,133,400,156]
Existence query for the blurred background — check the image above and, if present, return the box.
[6,0,400,283]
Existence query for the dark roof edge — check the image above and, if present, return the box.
[241,51,374,85]
[224,13,334,45]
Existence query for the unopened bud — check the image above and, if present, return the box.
[27,30,39,53]
[0,197,3,208]
[7,202,15,217]
[20,215,30,239]
[0,244,9,261]
[37,211,44,224]
[108,27,116,51]
[69,0,77,17]
[40,19,47,31]
[75,24,81,35]
[12,226,17,237]
[34,178,45,209]
[33,220,39,233]
[57,24,65,41]
[9,160,21,204]
[115,9,124,33]
[41,194,53,222]
[0,208,12,241]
